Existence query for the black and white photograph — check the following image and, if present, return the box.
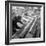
[5,1,45,45]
